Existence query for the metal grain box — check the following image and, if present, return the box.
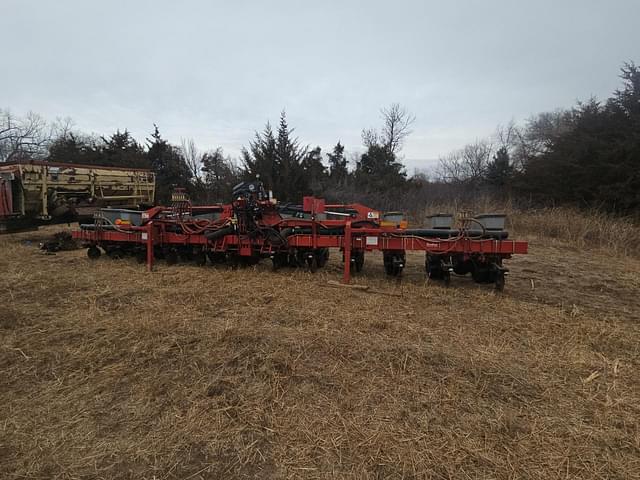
[426,213,454,229]
[474,214,507,231]
[97,208,144,226]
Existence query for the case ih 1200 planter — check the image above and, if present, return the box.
[73,182,528,290]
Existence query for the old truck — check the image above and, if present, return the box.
[0,160,155,232]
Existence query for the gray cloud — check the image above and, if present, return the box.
[2,0,638,170]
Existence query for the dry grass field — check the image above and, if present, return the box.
[1,221,639,479]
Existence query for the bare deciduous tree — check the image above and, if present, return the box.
[0,109,52,162]
[51,116,75,141]
[437,139,494,186]
[180,138,204,182]
[495,120,518,151]
[503,110,576,169]
[362,103,415,154]
[380,103,415,154]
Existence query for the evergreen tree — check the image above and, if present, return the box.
[48,129,148,168]
[146,125,192,204]
[47,133,103,165]
[609,62,640,117]
[241,122,278,190]
[485,147,513,190]
[101,130,148,168]
[242,111,309,202]
[327,141,348,186]
[355,144,406,193]
[201,148,239,202]
[355,105,411,193]
[518,63,640,213]
[275,111,308,201]
[302,146,327,194]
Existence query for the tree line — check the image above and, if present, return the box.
[435,62,640,215]
[1,61,638,215]
[0,103,415,207]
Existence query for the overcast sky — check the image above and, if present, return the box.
[2,0,638,171]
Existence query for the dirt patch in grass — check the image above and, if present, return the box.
[1,225,639,479]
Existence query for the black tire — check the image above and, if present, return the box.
[87,246,101,259]
[241,256,260,266]
[353,251,365,273]
[453,260,473,276]
[426,261,442,280]
[425,254,444,280]
[385,263,402,277]
[136,250,146,264]
[166,249,178,265]
[228,254,240,269]
[384,262,394,276]
[207,252,226,264]
[427,269,441,280]
[107,248,123,260]
[315,248,329,268]
[495,271,505,292]
[292,250,312,269]
[472,267,490,283]
[271,252,288,270]
[194,252,207,266]
[384,254,403,277]
[306,255,317,273]
[179,250,194,262]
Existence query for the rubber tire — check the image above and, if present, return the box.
[179,250,194,262]
[194,252,207,266]
[472,268,490,283]
[426,261,443,280]
[241,256,260,267]
[315,248,329,268]
[384,257,402,277]
[353,251,364,273]
[107,248,123,260]
[385,263,402,277]
[87,246,101,259]
[207,252,226,264]
[306,255,317,273]
[166,250,178,265]
[272,253,289,270]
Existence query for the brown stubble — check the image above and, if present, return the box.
[1,224,639,479]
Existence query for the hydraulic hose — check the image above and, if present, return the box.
[204,226,235,241]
